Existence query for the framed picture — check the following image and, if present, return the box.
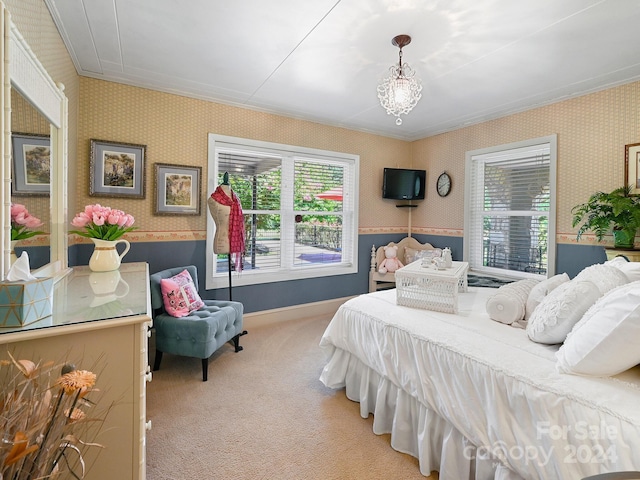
[11,133,50,195]
[90,139,146,198]
[625,142,640,195]
[154,163,201,215]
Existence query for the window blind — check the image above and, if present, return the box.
[466,140,555,278]
[217,150,282,273]
[292,158,346,266]
[208,135,358,288]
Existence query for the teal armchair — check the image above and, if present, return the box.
[149,265,245,381]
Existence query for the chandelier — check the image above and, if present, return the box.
[377,34,422,126]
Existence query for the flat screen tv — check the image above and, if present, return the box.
[382,168,426,200]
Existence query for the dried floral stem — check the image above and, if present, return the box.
[49,389,82,474]
[0,357,104,480]
[26,389,65,479]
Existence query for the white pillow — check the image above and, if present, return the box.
[526,280,601,344]
[556,281,640,376]
[525,273,570,320]
[574,263,628,295]
[607,256,640,282]
[404,247,418,264]
[605,256,629,267]
[486,279,539,325]
[405,247,440,265]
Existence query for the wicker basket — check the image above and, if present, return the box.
[395,261,469,313]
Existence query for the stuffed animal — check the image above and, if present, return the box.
[378,245,404,274]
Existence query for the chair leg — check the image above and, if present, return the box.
[153,350,163,371]
[232,330,248,352]
[201,358,208,382]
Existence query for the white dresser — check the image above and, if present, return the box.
[0,262,152,480]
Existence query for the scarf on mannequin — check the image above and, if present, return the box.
[211,185,245,272]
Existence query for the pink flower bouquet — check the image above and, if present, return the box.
[10,203,44,241]
[70,204,136,241]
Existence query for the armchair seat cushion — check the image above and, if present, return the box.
[154,300,243,360]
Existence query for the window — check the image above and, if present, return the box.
[206,134,359,289]
[464,135,557,279]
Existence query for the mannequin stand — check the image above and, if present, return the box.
[227,254,247,339]
[228,255,233,301]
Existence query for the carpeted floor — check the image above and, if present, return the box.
[146,315,436,480]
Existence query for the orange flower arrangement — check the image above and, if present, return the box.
[0,353,104,479]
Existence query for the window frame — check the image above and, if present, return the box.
[206,134,359,289]
[463,135,557,279]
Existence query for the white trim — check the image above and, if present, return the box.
[9,26,62,127]
[243,296,352,329]
[2,13,68,278]
[464,134,557,278]
[206,134,359,289]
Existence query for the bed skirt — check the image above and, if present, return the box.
[321,347,524,480]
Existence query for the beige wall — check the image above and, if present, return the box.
[8,0,640,246]
[78,78,412,238]
[6,0,80,218]
[411,81,640,244]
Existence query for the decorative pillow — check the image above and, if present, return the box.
[605,256,629,267]
[525,273,570,320]
[404,247,418,264]
[160,269,205,318]
[574,263,629,295]
[556,281,640,376]
[607,256,640,282]
[486,279,539,325]
[526,280,601,344]
[405,247,440,265]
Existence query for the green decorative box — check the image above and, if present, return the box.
[0,277,53,327]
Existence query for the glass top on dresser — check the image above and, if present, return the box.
[0,262,150,335]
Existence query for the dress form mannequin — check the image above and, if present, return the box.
[208,173,245,274]
[207,184,232,254]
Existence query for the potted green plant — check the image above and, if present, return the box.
[572,185,640,249]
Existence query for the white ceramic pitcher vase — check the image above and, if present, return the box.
[89,238,130,272]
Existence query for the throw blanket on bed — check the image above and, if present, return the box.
[319,288,640,479]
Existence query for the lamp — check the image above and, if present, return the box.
[377,34,422,126]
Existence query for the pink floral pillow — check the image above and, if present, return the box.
[160,270,204,317]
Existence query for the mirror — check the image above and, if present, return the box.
[10,90,51,269]
[1,16,68,279]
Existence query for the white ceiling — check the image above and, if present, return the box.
[45,0,640,141]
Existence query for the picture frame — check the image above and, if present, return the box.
[90,139,146,198]
[11,133,50,196]
[625,142,640,195]
[154,163,201,216]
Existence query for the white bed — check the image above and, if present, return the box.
[319,287,640,480]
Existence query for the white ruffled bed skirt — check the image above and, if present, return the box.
[321,347,524,480]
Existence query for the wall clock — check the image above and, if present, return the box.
[437,172,451,197]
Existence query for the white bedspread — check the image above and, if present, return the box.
[319,288,640,480]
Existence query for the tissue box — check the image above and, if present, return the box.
[0,277,53,327]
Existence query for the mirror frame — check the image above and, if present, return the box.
[2,14,68,279]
